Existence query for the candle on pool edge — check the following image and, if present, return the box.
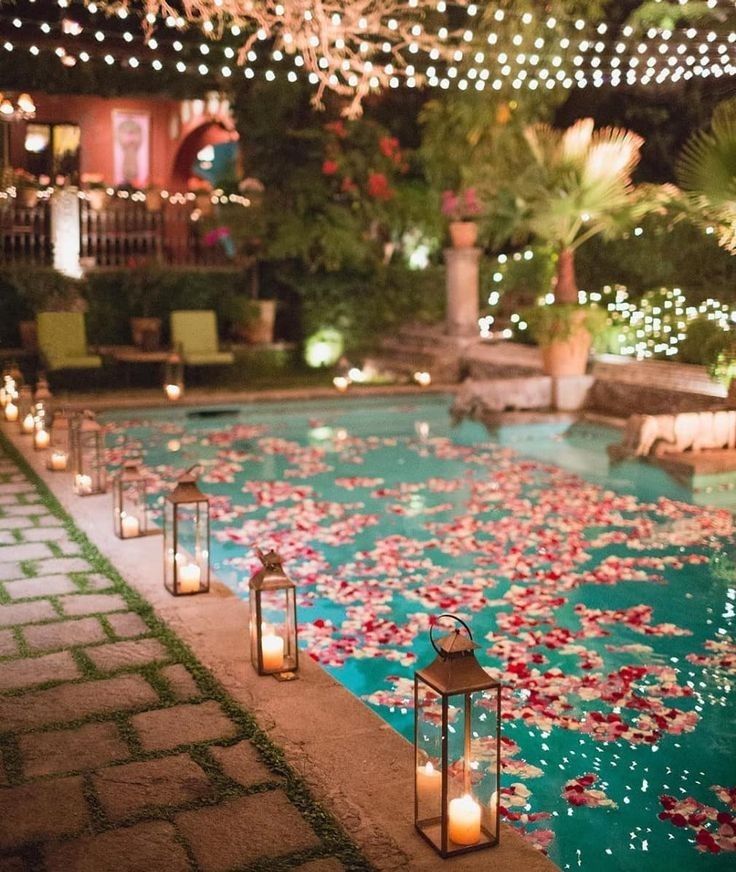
[165,383,182,402]
[332,376,350,392]
[5,402,18,422]
[21,413,35,434]
[75,474,93,495]
[416,760,441,804]
[34,429,50,450]
[261,632,285,671]
[120,514,140,538]
[178,561,201,593]
[448,794,481,846]
[49,450,68,471]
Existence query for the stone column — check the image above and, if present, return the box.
[444,247,481,337]
[51,188,82,278]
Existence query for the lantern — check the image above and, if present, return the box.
[17,386,34,434]
[33,376,53,428]
[414,614,501,858]
[113,459,149,539]
[164,351,184,402]
[45,411,74,471]
[71,414,106,495]
[164,467,210,595]
[2,366,21,421]
[249,548,299,677]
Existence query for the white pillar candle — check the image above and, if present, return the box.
[34,429,50,449]
[178,561,201,593]
[0,387,6,407]
[74,474,93,495]
[165,383,182,401]
[120,514,140,538]
[489,790,498,834]
[416,760,441,805]
[21,412,35,433]
[4,402,18,422]
[448,794,482,846]
[261,632,285,671]
[49,450,68,471]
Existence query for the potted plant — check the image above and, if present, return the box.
[124,260,163,350]
[441,188,483,248]
[81,174,108,211]
[14,170,41,209]
[507,118,663,376]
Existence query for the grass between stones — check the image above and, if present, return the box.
[0,433,374,872]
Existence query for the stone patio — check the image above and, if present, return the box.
[0,450,364,872]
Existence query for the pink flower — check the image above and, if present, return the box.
[322,159,339,176]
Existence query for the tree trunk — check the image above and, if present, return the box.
[554,248,578,304]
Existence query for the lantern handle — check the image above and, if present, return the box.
[429,613,473,655]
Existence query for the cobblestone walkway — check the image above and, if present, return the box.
[0,446,369,872]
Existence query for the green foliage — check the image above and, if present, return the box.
[0,269,85,346]
[626,1,719,29]
[677,316,731,366]
[677,98,736,252]
[521,303,608,347]
[279,263,446,353]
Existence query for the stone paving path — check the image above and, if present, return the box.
[0,448,369,872]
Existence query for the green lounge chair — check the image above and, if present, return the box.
[36,312,102,372]
[170,310,234,367]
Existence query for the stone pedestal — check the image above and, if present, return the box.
[51,189,82,278]
[445,247,481,337]
[552,375,595,411]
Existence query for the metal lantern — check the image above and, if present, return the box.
[414,614,501,858]
[249,548,299,677]
[164,466,210,596]
[113,459,149,539]
[46,412,74,471]
[71,414,106,496]
[17,385,34,434]
[164,351,184,402]
[33,376,53,428]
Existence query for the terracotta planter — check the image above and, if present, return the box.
[541,312,592,377]
[18,188,38,209]
[233,300,277,345]
[19,320,38,352]
[130,317,162,351]
[449,221,479,248]
[87,189,108,212]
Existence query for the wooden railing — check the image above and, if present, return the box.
[0,198,52,266]
[0,198,230,269]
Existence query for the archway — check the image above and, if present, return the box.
[170,121,240,189]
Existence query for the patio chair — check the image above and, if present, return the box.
[170,310,234,367]
[36,311,102,373]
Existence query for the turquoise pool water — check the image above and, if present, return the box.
[102,396,736,870]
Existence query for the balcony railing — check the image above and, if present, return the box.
[0,196,230,269]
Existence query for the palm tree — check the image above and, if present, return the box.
[677,98,736,254]
[512,118,656,303]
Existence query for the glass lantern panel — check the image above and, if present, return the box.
[164,499,175,592]
[74,433,106,495]
[115,479,147,538]
[415,676,444,844]
[252,587,298,673]
[444,689,498,853]
[171,500,209,594]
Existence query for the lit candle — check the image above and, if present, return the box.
[414,371,432,387]
[0,387,6,407]
[21,412,35,433]
[165,383,182,401]
[178,561,201,593]
[261,631,285,671]
[120,514,140,538]
[448,794,481,846]
[74,474,92,495]
[332,376,350,392]
[34,429,50,450]
[49,450,68,471]
[489,790,498,834]
[416,760,441,804]
[5,402,18,422]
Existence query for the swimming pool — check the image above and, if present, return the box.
[102,395,736,871]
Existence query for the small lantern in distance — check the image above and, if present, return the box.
[18,385,34,434]
[113,459,149,539]
[249,548,299,678]
[164,350,184,402]
[46,411,74,472]
[164,466,210,595]
[71,414,106,496]
[414,614,501,858]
